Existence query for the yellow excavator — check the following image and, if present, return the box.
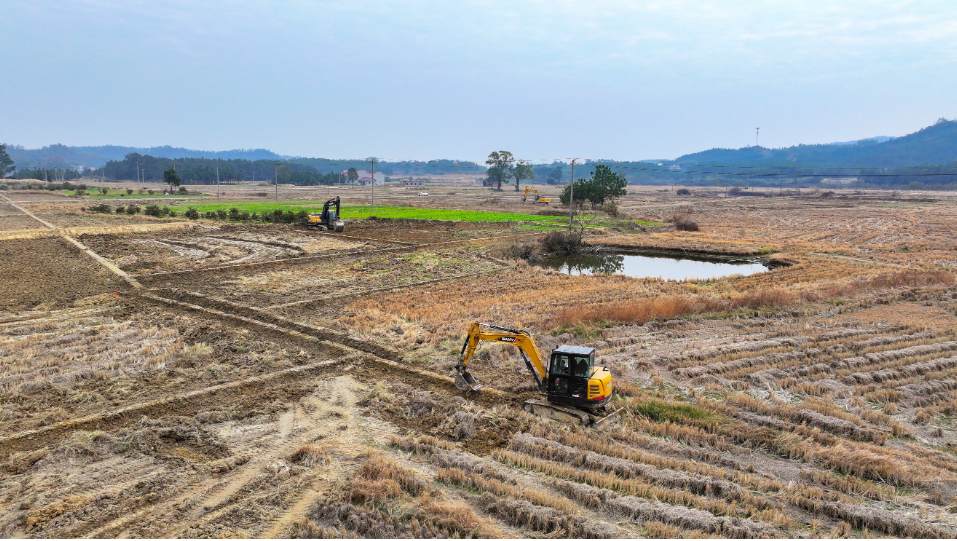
[522,186,551,204]
[304,196,345,232]
[454,322,619,426]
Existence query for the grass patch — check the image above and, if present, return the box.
[632,398,717,425]
[167,201,566,223]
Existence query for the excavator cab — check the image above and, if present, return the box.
[546,346,607,409]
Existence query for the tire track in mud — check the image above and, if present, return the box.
[0,357,347,460]
[162,376,367,538]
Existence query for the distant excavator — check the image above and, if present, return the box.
[522,187,551,204]
[454,322,620,426]
[304,196,345,232]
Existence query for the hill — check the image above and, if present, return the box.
[676,118,957,168]
[5,144,286,169]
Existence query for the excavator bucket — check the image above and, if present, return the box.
[454,370,483,391]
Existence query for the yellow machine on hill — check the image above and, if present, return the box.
[454,322,618,426]
[522,186,551,204]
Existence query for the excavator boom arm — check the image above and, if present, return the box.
[456,322,549,391]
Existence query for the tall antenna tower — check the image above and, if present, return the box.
[755,127,760,147]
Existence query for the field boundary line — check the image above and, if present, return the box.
[143,291,403,361]
[144,291,514,403]
[136,243,412,285]
[809,251,913,269]
[60,235,144,289]
[1,192,144,288]
[273,260,511,310]
[0,193,57,229]
[0,229,59,241]
[0,306,117,327]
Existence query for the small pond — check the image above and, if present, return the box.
[535,251,768,280]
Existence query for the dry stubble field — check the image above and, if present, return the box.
[2,183,957,538]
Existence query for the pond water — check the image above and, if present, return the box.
[535,251,768,280]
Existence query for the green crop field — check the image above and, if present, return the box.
[166,201,569,223]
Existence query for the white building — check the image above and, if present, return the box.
[342,169,385,185]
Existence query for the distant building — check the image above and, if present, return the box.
[402,178,423,187]
[342,169,385,185]
[820,177,858,185]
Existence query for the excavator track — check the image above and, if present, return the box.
[523,400,623,428]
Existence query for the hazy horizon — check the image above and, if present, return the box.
[3,1,957,162]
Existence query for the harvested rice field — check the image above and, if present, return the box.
[2,185,957,538]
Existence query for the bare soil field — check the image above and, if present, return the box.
[82,224,373,274]
[3,186,957,538]
[0,237,126,314]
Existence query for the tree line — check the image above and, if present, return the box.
[100,154,345,185]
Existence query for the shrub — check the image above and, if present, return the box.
[88,203,112,214]
[239,211,251,221]
[178,186,187,194]
[205,211,216,219]
[126,188,134,195]
[114,205,125,214]
[147,189,155,195]
[185,207,199,220]
[604,200,619,217]
[503,243,541,262]
[75,189,87,196]
[676,188,691,195]
[541,231,584,255]
[290,443,329,467]
[674,216,699,231]
[125,204,140,215]
[143,204,161,217]
[98,187,108,195]
[216,209,228,220]
[228,208,240,220]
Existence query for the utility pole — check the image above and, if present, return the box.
[568,158,577,231]
[274,161,280,203]
[216,165,220,200]
[369,157,377,211]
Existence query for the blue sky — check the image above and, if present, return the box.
[3,1,957,161]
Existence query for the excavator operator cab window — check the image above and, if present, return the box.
[551,355,571,375]
[547,346,597,401]
[572,354,594,378]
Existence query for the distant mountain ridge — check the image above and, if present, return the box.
[675,119,957,168]
[5,144,287,169]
